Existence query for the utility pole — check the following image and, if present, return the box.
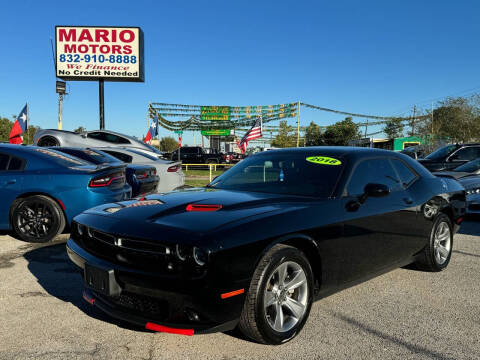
[431,102,434,137]
[296,101,300,147]
[55,81,66,130]
[411,105,416,136]
[364,118,369,138]
[99,79,105,130]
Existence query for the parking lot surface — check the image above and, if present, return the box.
[0,222,479,360]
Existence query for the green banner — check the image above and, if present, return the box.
[201,129,231,136]
[200,106,231,121]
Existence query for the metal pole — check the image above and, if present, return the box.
[364,118,368,138]
[58,94,63,130]
[99,79,105,129]
[431,102,434,137]
[296,101,300,147]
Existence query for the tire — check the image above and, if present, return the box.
[37,136,60,147]
[414,213,453,272]
[238,244,314,345]
[11,195,66,243]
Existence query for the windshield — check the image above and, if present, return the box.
[425,145,457,160]
[454,158,480,173]
[208,152,344,197]
[143,143,162,154]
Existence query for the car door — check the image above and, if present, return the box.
[338,157,414,285]
[0,153,25,228]
[445,146,480,170]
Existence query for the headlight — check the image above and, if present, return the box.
[77,223,84,236]
[193,247,208,266]
[466,188,480,195]
[176,244,189,261]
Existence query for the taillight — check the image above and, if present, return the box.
[136,171,148,179]
[168,165,181,172]
[89,172,125,187]
[186,204,222,212]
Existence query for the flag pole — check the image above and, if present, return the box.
[296,101,300,147]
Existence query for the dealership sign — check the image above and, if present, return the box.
[55,26,144,82]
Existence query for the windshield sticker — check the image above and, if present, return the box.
[306,156,341,166]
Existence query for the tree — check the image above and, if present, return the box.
[23,125,40,145]
[383,118,404,139]
[74,126,86,133]
[322,117,361,146]
[159,136,178,152]
[271,120,297,148]
[304,121,324,146]
[0,117,13,142]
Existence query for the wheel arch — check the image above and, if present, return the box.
[259,234,323,293]
[37,135,60,147]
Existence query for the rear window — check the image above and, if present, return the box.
[35,148,88,166]
[102,150,133,163]
[55,148,118,165]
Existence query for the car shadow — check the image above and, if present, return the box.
[23,242,149,333]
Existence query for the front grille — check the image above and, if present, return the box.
[74,224,172,271]
[102,292,169,318]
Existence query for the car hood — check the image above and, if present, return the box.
[433,171,470,179]
[458,176,480,190]
[79,188,316,238]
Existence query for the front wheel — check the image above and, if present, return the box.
[414,213,453,272]
[238,244,314,344]
[11,195,66,243]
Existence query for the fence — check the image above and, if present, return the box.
[182,163,236,182]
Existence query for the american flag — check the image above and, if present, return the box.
[238,117,262,153]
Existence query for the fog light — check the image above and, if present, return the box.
[193,247,207,266]
[185,308,200,322]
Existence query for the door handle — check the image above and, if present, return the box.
[403,197,413,205]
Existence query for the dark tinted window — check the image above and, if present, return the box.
[102,150,133,163]
[209,153,344,197]
[347,158,402,196]
[425,145,457,160]
[181,147,199,154]
[87,132,104,140]
[87,132,130,144]
[450,146,480,161]
[0,154,9,170]
[455,158,480,173]
[8,156,24,171]
[55,148,118,165]
[391,159,417,187]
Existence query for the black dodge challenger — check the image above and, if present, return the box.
[66,147,466,344]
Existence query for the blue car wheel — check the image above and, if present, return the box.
[11,195,66,243]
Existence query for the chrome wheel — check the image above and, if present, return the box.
[264,261,308,333]
[434,221,451,265]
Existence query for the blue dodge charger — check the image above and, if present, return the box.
[0,144,131,242]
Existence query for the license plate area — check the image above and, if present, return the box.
[84,263,121,296]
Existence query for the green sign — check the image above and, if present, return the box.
[174,130,183,134]
[200,106,231,121]
[201,129,231,136]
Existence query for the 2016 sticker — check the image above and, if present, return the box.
[306,156,342,165]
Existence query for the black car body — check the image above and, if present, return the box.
[170,146,224,164]
[52,148,159,197]
[66,147,465,344]
[418,143,480,171]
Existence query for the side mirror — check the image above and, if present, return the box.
[364,183,390,198]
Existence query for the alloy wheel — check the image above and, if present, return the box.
[263,261,308,333]
[16,201,55,239]
[434,221,451,265]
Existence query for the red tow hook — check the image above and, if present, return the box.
[82,290,95,305]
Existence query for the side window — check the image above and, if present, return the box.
[0,154,9,170]
[103,133,130,144]
[346,158,402,196]
[450,147,480,161]
[8,156,25,171]
[87,132,105,140]
[391,159,417,187]
[103,151,133,163]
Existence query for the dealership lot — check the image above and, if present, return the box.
[0,223,479,360]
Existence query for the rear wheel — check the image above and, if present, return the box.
[11,195,65,243]
[37,136,60,147]
[238,244,314,344]
[414,213,453,272]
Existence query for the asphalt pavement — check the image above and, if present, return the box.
[0,222,479,360]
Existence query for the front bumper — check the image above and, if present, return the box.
[66,238,242,334]
[467,194,480,213]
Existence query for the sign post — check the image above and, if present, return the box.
[55,26,144,129]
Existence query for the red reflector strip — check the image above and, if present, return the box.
[186,204,222,212]
[57,198,66,211]
[221,289,245,299]
[82,290,95,305]
[145,322,194,336]
[456,217,463,224]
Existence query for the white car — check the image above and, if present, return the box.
[96,147,185,193]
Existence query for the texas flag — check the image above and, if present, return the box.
[144,115,159,143]
[9,104,28,144]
